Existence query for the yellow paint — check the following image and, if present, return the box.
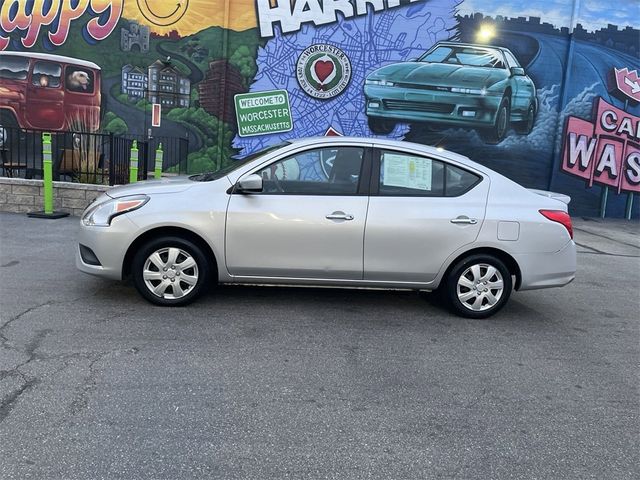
[123,0,258,35]
[476,24,496,43]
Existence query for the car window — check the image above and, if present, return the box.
[256,147,364,195]
[445,164,481,196]
[65,66,95,94]
[456,49,505,68]
[421,46,452,62]
[32,61,61,88]
[503,51,520,69]
[0,56,29,80]
[379,151,445,196]
[421,46,505,69]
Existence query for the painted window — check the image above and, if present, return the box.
[32,61,62,88]
[0,56,29,80]
[65,66,95,94]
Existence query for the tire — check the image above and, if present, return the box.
[368,117,396,135]
[478,97,510,144]
[443,254,513,319]
[514,103,535,135]
[132,236,211,306]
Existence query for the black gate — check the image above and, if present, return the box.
[1,126,190,185]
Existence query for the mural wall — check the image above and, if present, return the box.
[0,0,638,217]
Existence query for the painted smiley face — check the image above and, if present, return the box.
[136,0,190,27]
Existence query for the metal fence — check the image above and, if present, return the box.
[0,126,189,185]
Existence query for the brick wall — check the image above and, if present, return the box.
[0,178,111,217]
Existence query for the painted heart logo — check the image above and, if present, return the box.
[314,60,335,84]
[297,45,351,99]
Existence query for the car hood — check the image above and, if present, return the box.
[106,176,195,198]
[371,62,508,88]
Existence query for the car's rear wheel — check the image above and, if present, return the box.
[368,117,396,135]
[444,254,512,319]
[479,97,510,144]
[132,236,210,306]
[514,103,535,135]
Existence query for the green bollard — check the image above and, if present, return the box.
[28,132,69,219]
[129,140,139,184]
[43,132,53,214]
[154,143,163,180]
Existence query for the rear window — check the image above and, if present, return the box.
[0,56,29,80]
[445,164,481,196]
[377,150,481,197]
[379,151,445,196]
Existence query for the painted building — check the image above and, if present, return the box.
[198,60,247,125]
[120,20,150,53]
[147,59,190,109]
[121,65,148,100]
[0,0,638,218]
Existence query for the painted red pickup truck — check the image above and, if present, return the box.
[0,51,101,132]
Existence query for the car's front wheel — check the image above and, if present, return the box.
[132,236,210,306]
[444,254,512,319]
[514,103,535,135]
[368,117,396,135]
[478,97,510,144]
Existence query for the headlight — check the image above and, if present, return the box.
[366,79,395,87]
[82,195,149,227]
[451,87,487,95]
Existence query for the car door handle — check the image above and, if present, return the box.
[326,212,354,221]
[450,216,478,225]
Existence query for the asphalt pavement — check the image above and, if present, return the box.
[0,213,638,479]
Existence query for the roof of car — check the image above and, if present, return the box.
[0,51,101,70]
[433,41,509,52]
[287,136,477,166]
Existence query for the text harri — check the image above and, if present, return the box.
[256,0,424,38]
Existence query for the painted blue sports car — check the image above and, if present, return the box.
[365,42,537,144]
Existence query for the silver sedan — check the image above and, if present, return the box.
[77,137,576,318]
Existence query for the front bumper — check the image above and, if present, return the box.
[364,84,502,127]
[75,214,139,281]
[515,240,577,291]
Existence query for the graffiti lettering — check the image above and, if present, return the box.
[626,153,640,185]
[256,0,424,38]
[0,0,123,50]
[562,97,640,193]
[599,108,640,140]
[567,132,597,171]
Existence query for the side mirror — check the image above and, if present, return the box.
[510,67,525,76]
[236,173,263,193]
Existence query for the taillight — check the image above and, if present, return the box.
[539,210,573,239]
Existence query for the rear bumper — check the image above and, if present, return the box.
[515,241,577,291]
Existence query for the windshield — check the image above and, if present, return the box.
[419,45,506,69]
[190,142,290,182]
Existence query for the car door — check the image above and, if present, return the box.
[26,60,65,130]
[225,145,371,279]
[364,148,489,283]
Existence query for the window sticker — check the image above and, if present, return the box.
[382,153,433,191]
